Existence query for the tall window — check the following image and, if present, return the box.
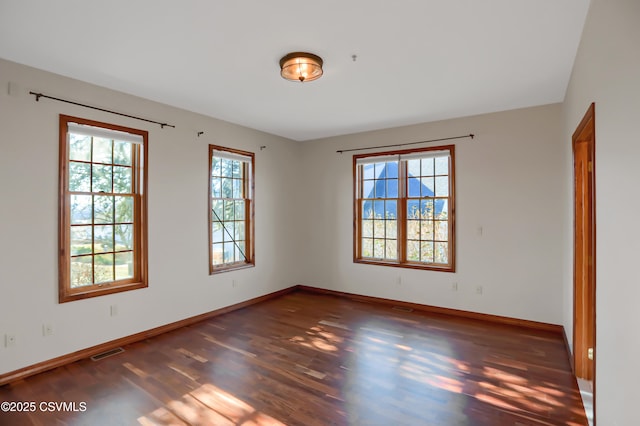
[59,115,148,302]
[209,145,255,273]
[354,145,455,272]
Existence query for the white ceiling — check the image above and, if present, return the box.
[0,0,590,141]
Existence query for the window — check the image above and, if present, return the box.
[59,115,148,302]
[209,145,255,273]
[354,145,455,272]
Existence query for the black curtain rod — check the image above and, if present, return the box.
[29,91,175,129]
[336,133,474,154]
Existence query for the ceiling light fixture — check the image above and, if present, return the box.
[279,52,323,82]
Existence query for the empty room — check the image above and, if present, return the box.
[0,0,638,425]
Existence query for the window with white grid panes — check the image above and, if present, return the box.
[354,145,455,272]
[59,115,148,302]
[209,145,254,273]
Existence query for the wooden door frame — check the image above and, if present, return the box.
[572,102,596,420]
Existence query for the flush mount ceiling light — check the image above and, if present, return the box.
[279,52,323,82]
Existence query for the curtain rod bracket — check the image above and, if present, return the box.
[197,131,204,137]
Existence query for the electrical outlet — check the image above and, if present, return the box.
[110,304,118,317]
[451,282,458,291]
[43,324,53,336]
[4,334,16,347]
[476,285,483,295]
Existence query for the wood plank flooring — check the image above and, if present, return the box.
[0,290,588,425]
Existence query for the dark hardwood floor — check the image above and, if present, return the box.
[0,290,587,425]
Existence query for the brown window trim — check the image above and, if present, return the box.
[209,145,255,274]
[59,115,148,303]
[353,145,456,272]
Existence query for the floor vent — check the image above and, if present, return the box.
[392,306,414,312]
[91,347,125,361]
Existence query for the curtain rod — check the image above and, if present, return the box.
[29,91,175,129]
[336,133,474,154]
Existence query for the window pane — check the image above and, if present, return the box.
[211,177,222,198]
[385,200,397,219]
[407,159,420,177]
[435,242,448,263]
[115,252,133,280]
[69,135,91,162]
[362,220,373,238]
[421,158,434,176]
[223,242,235,263]
[386,221,397,239]
[113,166,132,193]
[435,221,448,241]
[407,220,420,239]
[373,239,385,258]
[94,195,114,224]
[235,201,244,220]
[212,243,224,265]
[421,177,435,197]
[374,162,386,179]
[70,256,92,288]
[387,179,398,198]
[232,178,242,199]
[363,164,374,180]
[407,240,420,261]
[92,138,113,164]
[94,253,114,283]
[221,159,232,177]
[70,195,92,224]
[407,200,420,219]
[435,156,449,175]
[222,178,233,198]
[115,224,133,250]
[362,238,373,257]
[420,199,434,220]
[94,225,114,253]
[386,162,398,179]
[211,158,221,177]
[235,242,245,261]
[435,176,449,197]
[113,141,132,166]
[232,161,241,178]
[212,221,223,243]
[115,196,134,223]
[373,219,385,238]
[70,226,92,256]
[373,200,385,219]
[362,202,373,220]
[223,200,235,221]
[421,220,434,240]
[408,177,420,197]
[69,162,91,192]
[363,179,374,199]
[235,222,245,240]
[212,199,223,221]
[92,164,112,193]
[386,240,397,260]
[375,179,386,198]
[421,241,434,263]
[436,199,448,219]
[222,222,234,242]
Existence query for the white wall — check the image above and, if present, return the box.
[562,0,640,424]
[0,58,303,375]
[299,104,567,325]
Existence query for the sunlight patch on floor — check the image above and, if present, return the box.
[138,383,286,426]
